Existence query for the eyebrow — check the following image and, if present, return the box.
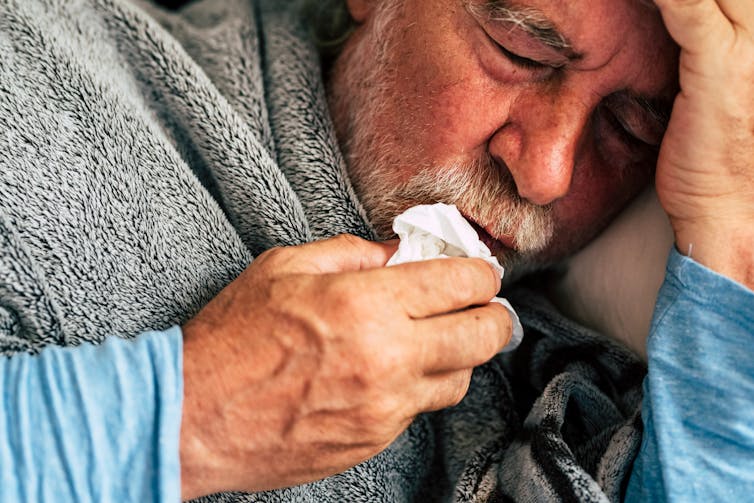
[468,0,581,59]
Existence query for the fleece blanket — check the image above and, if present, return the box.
[0,0,646,500]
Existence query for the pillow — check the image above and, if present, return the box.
[548,187,674,360]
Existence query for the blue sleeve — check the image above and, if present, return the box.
[0,327,184,503]
[626,248,754,501]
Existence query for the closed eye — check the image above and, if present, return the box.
[602,94,667,148]
[598,104,660,154]
[493,40,548,70]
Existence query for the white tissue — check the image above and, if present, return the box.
[386,203,524,352]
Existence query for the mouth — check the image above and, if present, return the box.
[463,215,517,255]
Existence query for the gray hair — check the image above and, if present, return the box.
[299,0,659,48]
[466,1,571,50]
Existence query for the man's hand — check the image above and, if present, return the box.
[178,235,513,499]
[653,0,754,287]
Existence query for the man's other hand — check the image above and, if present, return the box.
[653,0,754,288]
[178,234,513,499]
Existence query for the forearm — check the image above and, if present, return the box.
[0,328,183,503]
[626,249,754,501]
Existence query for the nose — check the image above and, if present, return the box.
[489,91,590,206]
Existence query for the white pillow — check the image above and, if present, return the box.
[548,187,674,360]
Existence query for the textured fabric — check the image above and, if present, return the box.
[0,327,183,502]
[626,249,754,501]
[0,0,648,501]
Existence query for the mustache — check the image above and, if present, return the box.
[361,154,555,254]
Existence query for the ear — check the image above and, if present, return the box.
[346,0,375,24]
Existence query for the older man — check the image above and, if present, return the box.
[0,0,752,501]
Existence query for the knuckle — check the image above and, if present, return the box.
[444,260,480,301]
[346,341,391,384]
[367,344,405,377]
[475,338,499,364]
[489,304,514,348]
[475,308,500,335]
[257,245,291,268]
[322,275,359,308]
[492,302,513,331]
[447,371,472,407]
[463,306,509,361]
[333,233,369,251]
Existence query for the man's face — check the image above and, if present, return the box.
[327,0,678,278]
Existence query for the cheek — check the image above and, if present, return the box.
[422,91,483,150]
[553,151,653,251]
[386,21,508,161]
[392,76,509,167]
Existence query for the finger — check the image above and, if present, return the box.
[269,234,400,274]
[716,0,754,27]
[653,0,734,52]
[371,257,502,319]
[415,302,511,373]
[417,368,473,412]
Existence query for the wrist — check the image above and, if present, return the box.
[179,321,232,500]
[674,225,754,290]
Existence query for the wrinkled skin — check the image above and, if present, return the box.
[329,0,678,276]
[180,0,754,498]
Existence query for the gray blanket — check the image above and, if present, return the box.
[0,0,646,500]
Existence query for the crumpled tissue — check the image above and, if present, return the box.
[386,203,524,352]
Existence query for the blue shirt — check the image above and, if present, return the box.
[1,249,752,501]
[627,249,754,501]
[0,327,183,502]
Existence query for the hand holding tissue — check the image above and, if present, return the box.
[386,203,524,352]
